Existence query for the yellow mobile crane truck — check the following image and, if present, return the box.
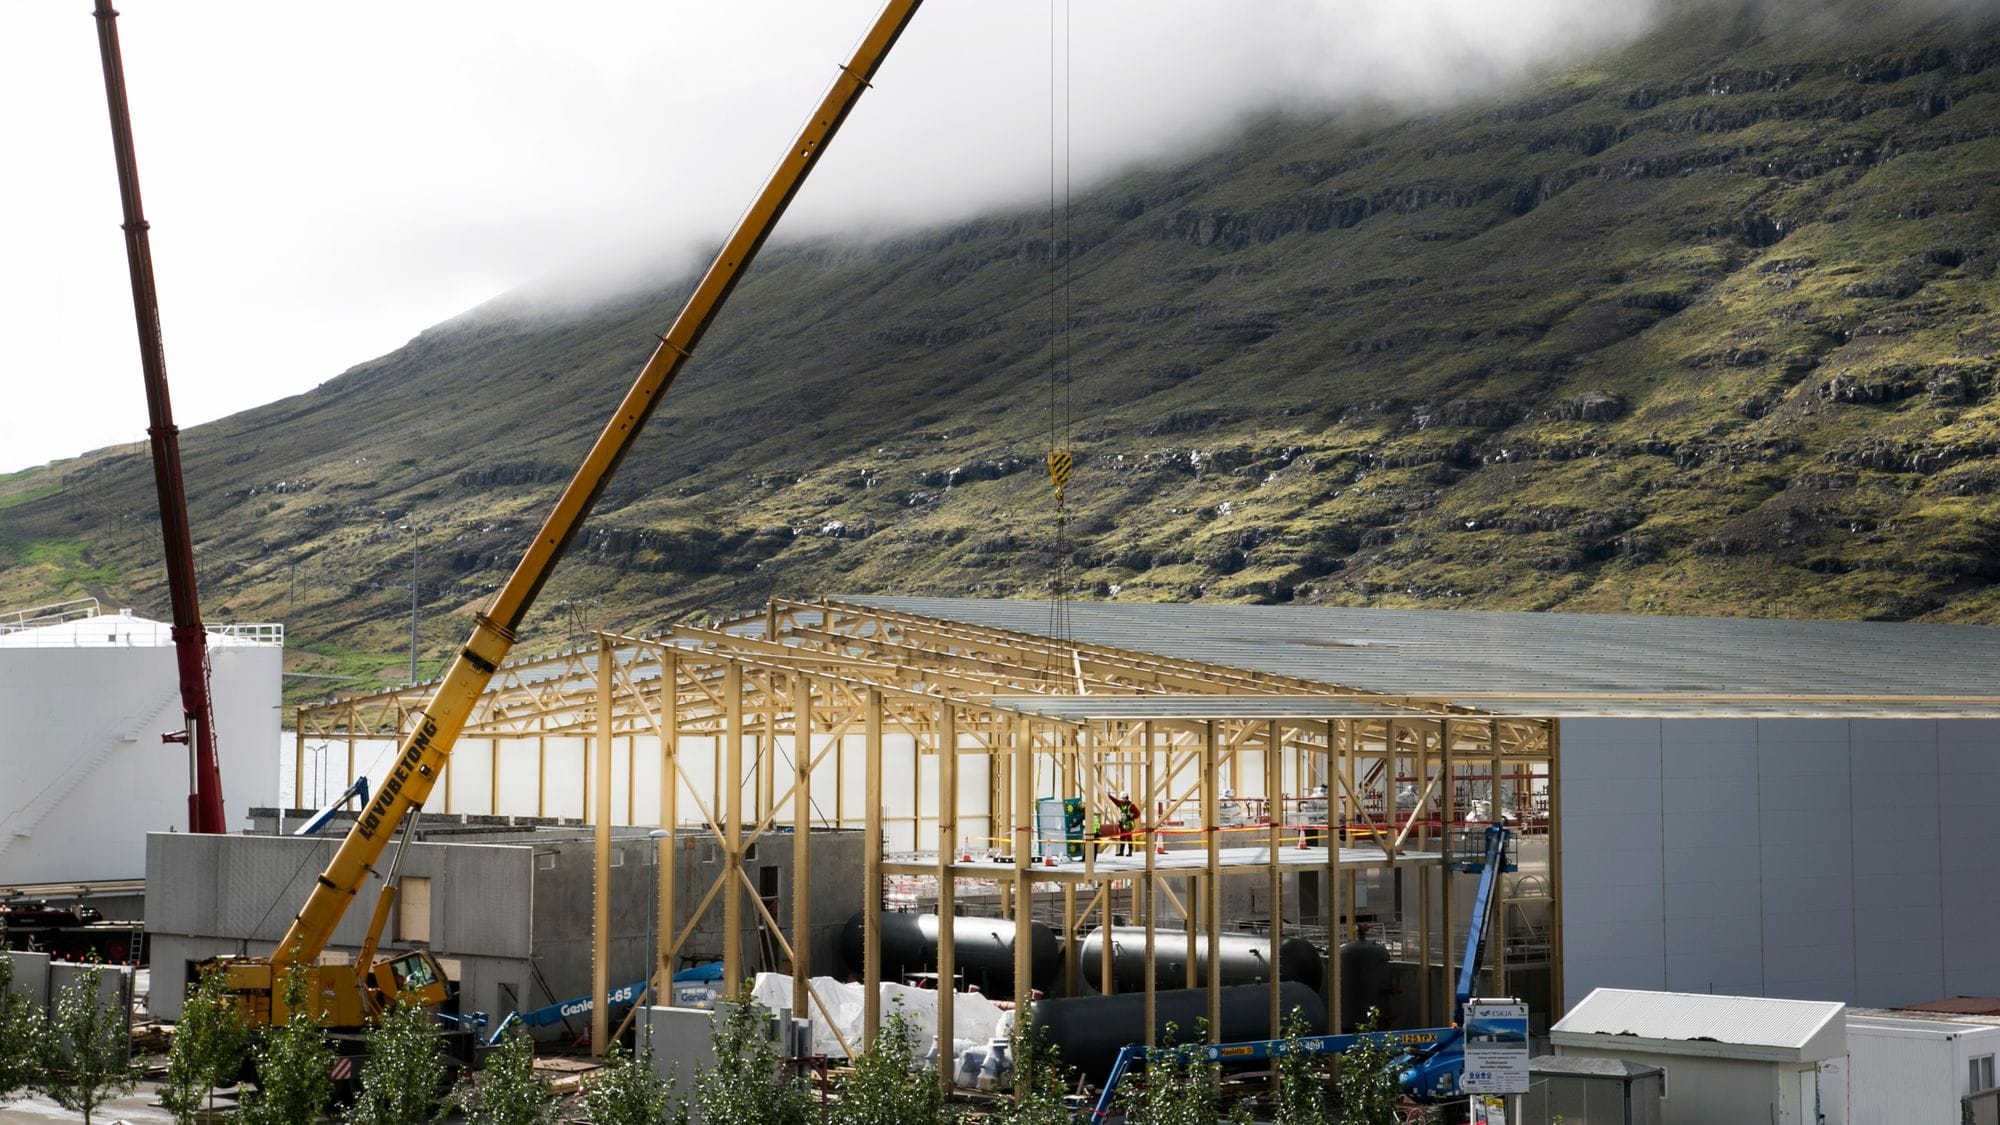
[218,0,926,1040]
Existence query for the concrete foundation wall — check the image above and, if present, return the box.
[1561,718,2000,1010]
[145,825,865,1027]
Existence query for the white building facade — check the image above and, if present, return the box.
[0,604,282,884]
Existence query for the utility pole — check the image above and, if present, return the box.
[404,523,420,684]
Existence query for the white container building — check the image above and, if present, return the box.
[1553,987,1849,1125]
[0,600,282,885]
[1846,1009,2000,1123]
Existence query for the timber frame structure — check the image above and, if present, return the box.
[294,597,1560,1081]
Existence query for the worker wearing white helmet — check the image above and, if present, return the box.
[1218,787,1248,828]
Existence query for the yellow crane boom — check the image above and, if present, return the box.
[272,0,925,974]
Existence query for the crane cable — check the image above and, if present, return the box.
[1044,0,1076,662]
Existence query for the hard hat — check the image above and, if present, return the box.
[1313,784,1328,796]
[1114,790,1129,800]
[1222,788,1235,799]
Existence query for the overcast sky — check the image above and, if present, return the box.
[0,0,1667,475]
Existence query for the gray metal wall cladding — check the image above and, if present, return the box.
[145,832,533,959]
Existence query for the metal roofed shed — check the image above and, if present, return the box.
[1553,988,1847,1124]
[1521,1054,1664,1125]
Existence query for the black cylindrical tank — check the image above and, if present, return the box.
[1033,982,1327,1078]
[1337,932,1392,1032]
[1077,926,1324,995]
[838,912,1060,994]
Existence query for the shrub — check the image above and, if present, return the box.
[0,956,42,1101]
[1119,1021,1220,1125]
[35,962,140,1125]
[161,964,250,1124]
[238,963,334,1125]
[582,1042,684,1125]
[694,993,812,1125]
[990,1016,1068,1125]
[1331,1009,1403,1125]
[345,995,454,1125]
[1272,1007,1331,1125]
[464,1026,557,1125]
[827,1009,946,1125]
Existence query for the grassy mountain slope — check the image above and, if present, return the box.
[2,0,1998,695]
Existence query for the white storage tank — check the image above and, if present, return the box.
[0,600,282,883]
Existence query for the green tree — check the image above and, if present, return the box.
[464,1026,557,1125]
[161,964,250,1124]
[991,1016,1068,1125]
[1330,1009,1404,1125]
[0,955,43,1101]
[345,994,453,1125]
[1272,1008,1331,1125]
[694,993,812,1125]
[1119,1021,1220,1125]
[827,1009,945,1125]
[238,963,334,1125]
[583,1042,684,1125]
[34,962,140,1125]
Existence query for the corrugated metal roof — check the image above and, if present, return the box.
[1530,1054,1664,1078]
[985,695,1427,721]
[1898,997,2000,1016]
[843,597,2000,717]
[1554,988,1844,1053]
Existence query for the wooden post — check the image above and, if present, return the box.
[863,689,884,1047]
[1203,720,1221,1042]
[1489,719,1507,999]
[1419,723,1435,1024]
[1013,715,1034,1013]
[1142,723,1158,1047]
[724,660,744,999]
[793,672,812,1024]
[1061,726,1079,999]
[590,635,614,1055]
[1326,718,1342,1033]
[1548,722,1564,1014]
[1440,722,1457,1024]
[1063,882,1079,1000]
[935,700,958,1091]
[1266,719,1283,1043]
[659,649,679,998]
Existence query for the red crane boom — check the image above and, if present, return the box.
[91,0,226,835]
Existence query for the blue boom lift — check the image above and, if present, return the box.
[1085,822,1516,1119]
